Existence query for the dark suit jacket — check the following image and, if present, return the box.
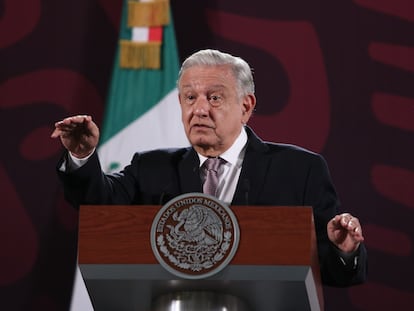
[58,126,367,287]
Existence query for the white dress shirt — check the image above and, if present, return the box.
[198,127,248,205]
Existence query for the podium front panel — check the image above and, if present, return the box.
[78,205,323,310]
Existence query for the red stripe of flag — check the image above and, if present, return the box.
[148,26,163,42]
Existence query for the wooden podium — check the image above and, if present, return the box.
[78,205,324,310]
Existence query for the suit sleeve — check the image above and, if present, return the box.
[56,151,139,207]
[305,154,367,287]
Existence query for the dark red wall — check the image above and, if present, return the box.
[1,0,413,310]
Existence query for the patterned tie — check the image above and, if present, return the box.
[203,157,224,196]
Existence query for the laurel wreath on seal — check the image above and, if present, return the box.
[157,231,232,272]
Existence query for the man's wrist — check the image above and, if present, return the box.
[70,150,94,160]
[67,149,95,170]
[334,244,361,269]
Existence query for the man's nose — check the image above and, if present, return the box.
[193,97,210,117]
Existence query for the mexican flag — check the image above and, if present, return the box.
[70,1,188,309]
[98,0,189,173]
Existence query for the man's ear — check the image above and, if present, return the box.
[242,94,257,123]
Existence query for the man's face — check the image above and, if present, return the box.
[178,65,255,157]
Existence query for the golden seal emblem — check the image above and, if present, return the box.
[150,193,240,279]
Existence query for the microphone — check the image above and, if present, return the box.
[159,182,173,206]
[242,178,250,206]
[159,191,166,206]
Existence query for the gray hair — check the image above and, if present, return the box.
[177,49,255,97]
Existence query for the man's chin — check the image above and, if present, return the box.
[189,135,213,149]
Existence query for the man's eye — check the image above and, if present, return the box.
[209,96,222,107]
[209,95,221,102]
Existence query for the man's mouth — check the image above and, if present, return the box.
[191,123,213,130]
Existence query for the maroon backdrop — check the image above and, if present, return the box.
[1,0,413,310]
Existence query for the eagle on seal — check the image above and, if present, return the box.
[169,205,223,245]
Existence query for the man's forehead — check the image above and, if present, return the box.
[180,83,227,91]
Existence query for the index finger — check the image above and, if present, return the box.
[64,115,91,125]
[54,115,90,129]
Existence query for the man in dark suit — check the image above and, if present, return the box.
[52,49,366,287]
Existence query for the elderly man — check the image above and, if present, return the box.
[52,49,367,287]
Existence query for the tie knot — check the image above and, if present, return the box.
[204,157,224,172]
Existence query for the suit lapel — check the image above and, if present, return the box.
[178,148,203,194]
[232,127,270,205]
[175,127,270,204]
